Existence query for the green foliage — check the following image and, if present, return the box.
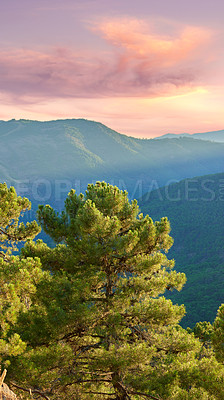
[212,304,224,362]
[193,321,214,343]
[0,256,45,365]
[0,183,43,368]
[0,182,40,257]
[13,182,224,399]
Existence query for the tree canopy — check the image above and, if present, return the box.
[0,181,224,399]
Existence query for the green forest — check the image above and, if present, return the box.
[139,173,224,328]
[1,181,224,400]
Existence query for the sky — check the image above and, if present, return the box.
[0,0,224,138]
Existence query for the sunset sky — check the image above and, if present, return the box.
[1,0,224,138]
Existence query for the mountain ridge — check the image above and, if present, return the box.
[155,129,224,142]
[1,118,224,206]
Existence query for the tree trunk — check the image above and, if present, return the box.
[112,373,129,400]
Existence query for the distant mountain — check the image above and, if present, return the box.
[1,119,224,208]
[154,133,191,139]
[139,172,224,327]
[155,129,224,142]
[194,129,224,142]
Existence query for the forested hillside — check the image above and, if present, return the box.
[1,119,224,207]
[139,172,224,327]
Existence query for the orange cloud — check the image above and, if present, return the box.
[93,18,213,97]
[96,18,211,66]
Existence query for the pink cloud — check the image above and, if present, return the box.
[0,19,213,103]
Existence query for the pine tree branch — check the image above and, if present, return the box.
[128,390,163,400]
[111,246,155,261]
[63,378,112,388]
[114,377,164,400]
[126,325,189,355]
[116,382,132,400]
[75,371,113,377]
[0,251,10,262]
[0,227,17,240]
[82,391,116,396]
[10,382,50,400]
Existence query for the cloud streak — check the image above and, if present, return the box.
[0,18,212,103]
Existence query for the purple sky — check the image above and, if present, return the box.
[0,0,224,137]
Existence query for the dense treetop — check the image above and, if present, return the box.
[0,181,224,399]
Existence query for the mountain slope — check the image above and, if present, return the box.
[1,119,224,206]
[139,172,224,327]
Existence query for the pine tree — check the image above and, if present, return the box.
[13,182,224,399]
